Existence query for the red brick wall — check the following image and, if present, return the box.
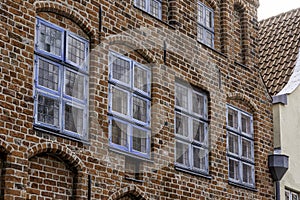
[0,0,274,199]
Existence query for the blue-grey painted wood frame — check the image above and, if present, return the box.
[34,17,89,141]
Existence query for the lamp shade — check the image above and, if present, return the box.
[268,154,289,181]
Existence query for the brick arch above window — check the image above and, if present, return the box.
[107,35,161,65]
[0,138,14,154]
[27,142,86,173]
[109,185,149,200]
[226,92,258,113]
[33,1,98,43]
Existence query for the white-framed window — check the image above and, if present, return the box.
[174,82,209,174]
[227,105,254,187]
[134,0,162,19]
[34,17,89,140]
[197,1,214,48]
[286,189,299,200]
[108,52,151,158]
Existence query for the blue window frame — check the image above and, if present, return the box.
[226,105,255,187]
[108,52,151,158]
[34,17,89,140]
[134,0,162,19]
[174,82,209,174]
[197,1,214,48]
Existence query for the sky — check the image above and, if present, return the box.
[258,0,300,20]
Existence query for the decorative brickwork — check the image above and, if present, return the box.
[1,0,274,199]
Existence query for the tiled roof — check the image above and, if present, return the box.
[259,8,300,96]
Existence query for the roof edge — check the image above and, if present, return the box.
[277,48,300,96]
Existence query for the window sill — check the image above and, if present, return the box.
[228,180,257,192]
[33,124,89,144]
[174,165,212,180]
[109,146,153,163]
[234,60,252,71]
[197,41,227,58]
[124,176,145,183]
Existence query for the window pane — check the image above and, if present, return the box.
[193,119,205,144]
[206,31,213,47]
[175,112,188,137]
[229,159,239,181]
[37,94,59,127]
[197,26,204,42]
[134,65,148,93]
[135,0,146,10]
[193,147,206,171]
[65,69,85,100]
[132,127,147,153]
[242,138,252,160]
[67,35,86,67]
[150,0,160,18]
[228,133,239,155]
[241,113,251,135]
[242,163,253,184]
[292,193,299,200]
[38,59,59,91]
[286,191,291,200]
[64,104,84,134]
[198,4,204,24]
[176,142,189,166]
[39,23,62,56]
[228,108,238,129]
[205,9,213,28]
[111,119,127,147]
[192,92,205,116]
[111,87,128,115]
[133,96,148,123]
[175,84,188,109]
[111,55,130,84]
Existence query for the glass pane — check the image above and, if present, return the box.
[198,4,204,24]
[38,59,59,91]
[111,87,128,115]
[133,96,148,123]
[150,0,160,18]
[286,191,291,200]
[206,31,213,47]
[192,92,205,116]
[193,119,205,144]
[228,133,239,155]
[229,159,239,181]
[132,127,147,153]
[228,108,238,129]
[65,69,85,100]
[176,141,189,166]
[242,138,252,160]
[242,163,253,184]
[134,65,148,93]
[64,104,84,134]
[197,26,204,42]
[205,9,213,28]
[67,35,86,67]
[37,94,59,127]
[111,119,127,147]
[292,193,299,200]
[39,23,62,56]
[175,84,188,109]
[136,0,146,10]
[111,55,130,84]
[193,147,206,171]
[175,112,188,137]
[241,113,251,135]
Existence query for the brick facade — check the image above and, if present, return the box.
[0,0,274,199]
